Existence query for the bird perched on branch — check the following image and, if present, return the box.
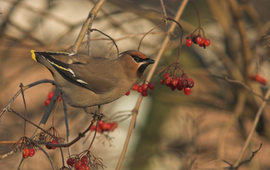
[31,50,154,112]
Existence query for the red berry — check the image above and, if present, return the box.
[177,83,183,91]
[186,39,193,47]
[44,99,50,106]
[164,73,171,79]
[137,86,143,93]
[160,79,165,85]
[179,77,188,87]
[96,126,102,132]
[78,165,86,170]
[110,122,118,131]
[90,125,96,131]
[171,79,178,87]
[204,39,210,46]
[184,87,191,95]
[58,95,62,102]
[28,148,35,157]
[187,78,194,88]
[50,140,58,149]
[67,158,72,166]
[148,82,155,90]
[67,158,75,166]
[46,144,52,149]
[75,162,82,170]
[170,85,176,91]
[86,166,90,170]
[22,148,29,158]
[98,120,103,126]
[252,74,267,85]
[141,83,148,91]
[125,90,130,96]
[196,36,203,45]
[100,122,111,131]
[81,156,88,165]
[48,91,54,100]
[200,37,205,46]
[141,90,148,97]
[132,84,138,91]
[166,77,172,85]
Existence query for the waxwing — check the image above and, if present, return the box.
[31,50,155,112]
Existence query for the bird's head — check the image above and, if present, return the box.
[119,50,155,77]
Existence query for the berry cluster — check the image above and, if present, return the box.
[90,121,118,133]
[127,82,155,97]
[46,139,58,150]
[22,147,35,158]
[33,126,64,151]
[44,90,62,106]
[251,74,267,86]
[67,156,90,170]
[160,73,194,95]
[186,34,210,48]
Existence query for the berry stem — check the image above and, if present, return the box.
[166,17,184,62]
[138,19,165,51]
[190,0,201,27]
[10,108,59,143]
[91,29,120,57]
[160,0,169,32]
[200,27,207,39]
[19,83,27,136]
[88,120,99,150]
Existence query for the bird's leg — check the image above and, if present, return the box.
[89,105,103,121]
[97,105,103,121]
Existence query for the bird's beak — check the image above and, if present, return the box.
[144,58,155,64]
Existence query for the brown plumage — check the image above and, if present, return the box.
[31,50,154,111]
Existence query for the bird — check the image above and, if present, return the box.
[31,50,155,113]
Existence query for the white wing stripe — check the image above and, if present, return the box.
[77,79,88,84]
[68,68,76,77]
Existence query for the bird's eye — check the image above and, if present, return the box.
[133,56,140,62]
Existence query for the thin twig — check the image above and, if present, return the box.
[62,95,71,155]
[10,109,57,142]
[165,17,184,62]
[32,116,98,148]
[87,14,95,56]
[137,20,165,51]
[1,80,56,120]
[229,0,253,82]
[91,28,119,57]
[190,0,201,27]
[71,0,106,53]
[35,144,56,170]
[18,87,60,169]
[213,75,265,100]
[233,88,270,167]
[19,83,27,136]
[66,31,167,52]
[220,144,262,170]
[217,91,246,168]
[160,0,169,36]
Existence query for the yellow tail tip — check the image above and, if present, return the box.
[31,50,37,62]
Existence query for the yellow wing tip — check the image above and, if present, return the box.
[31,50,37,62]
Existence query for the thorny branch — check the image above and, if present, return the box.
[222,144,262,170]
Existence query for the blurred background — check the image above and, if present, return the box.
[1,0,270,170]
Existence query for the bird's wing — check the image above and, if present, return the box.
[32,51,118,94]
[68,56,119,94]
